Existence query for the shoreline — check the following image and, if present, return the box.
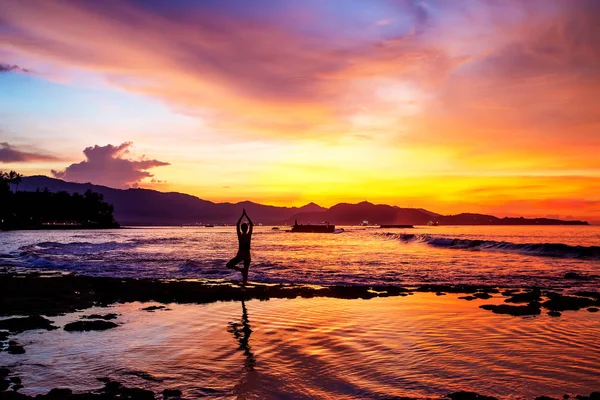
[1,272,599,318]
[1,272,599,399]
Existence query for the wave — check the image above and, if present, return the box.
[378,233,600,259]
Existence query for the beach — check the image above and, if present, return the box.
[1,226,599,399]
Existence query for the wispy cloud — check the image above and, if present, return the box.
[0,142,58,162]
[0,63,30,74]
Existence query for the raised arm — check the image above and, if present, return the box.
[236,210,244,235]
[245,210,254,235]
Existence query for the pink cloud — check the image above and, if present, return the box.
[51,142,169,188]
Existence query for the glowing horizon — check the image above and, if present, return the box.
[1,0,599,221]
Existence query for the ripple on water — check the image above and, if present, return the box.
[2,293,599,399]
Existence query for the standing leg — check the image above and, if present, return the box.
[241,257,251,286]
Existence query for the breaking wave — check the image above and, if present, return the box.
[378,233,600,259]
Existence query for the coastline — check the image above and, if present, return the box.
[1,271,599,399]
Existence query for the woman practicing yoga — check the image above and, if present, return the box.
[226,208,254,285]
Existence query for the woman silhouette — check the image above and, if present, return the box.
[226,208,253,285]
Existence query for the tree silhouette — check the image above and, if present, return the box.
[0,170,119,230]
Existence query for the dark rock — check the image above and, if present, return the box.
[591,393,600,400]
[448,391,498,400]
[564,272,587,280]
[7,341,25,354]
[46,388,73,398]
[574,291,600,300]
[458,296,476,301]
[118,387,155,400]
[501,289,519,296]
[141,305,167,312]
[587,307,599,313]
[11,384,24,392]
[535,397,558,400]
[163,388,182,398]
[548,311,562,317]
[64,320,118,332]
[0,380,9,391]
[9,378,20,385]
[436,292,446,296]
[0,331,8,341]
[479,302,541,316]
[0,315,57,334]
[542,294,596,311]
[563,395,570,399]
[505,291,542,304]
[81,313,118,320]
[473,292,493,299]
[0,368,9,378]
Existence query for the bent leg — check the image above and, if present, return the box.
[226,254,243,271]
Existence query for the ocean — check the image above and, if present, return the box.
[2,225,599,291]
[1,225,600,399]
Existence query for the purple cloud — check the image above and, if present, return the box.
[0,142,58,162]
[0,63,30,73]
[51,142,169,188]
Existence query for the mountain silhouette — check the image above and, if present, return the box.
[19,176,588,226]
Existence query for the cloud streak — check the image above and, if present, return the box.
[0,142,58,162]
[51,142,169,188]
[0,63,30,73]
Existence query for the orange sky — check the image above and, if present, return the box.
[0,0,599,222]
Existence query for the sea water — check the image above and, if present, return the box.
[1,225,599,291]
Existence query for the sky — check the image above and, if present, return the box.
[0,0,599,221]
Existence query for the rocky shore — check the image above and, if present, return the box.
[0,272,599,318]
[1,272,599,399]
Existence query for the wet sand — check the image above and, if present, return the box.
[1,273,600,399]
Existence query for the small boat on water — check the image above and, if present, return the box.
[291,220,335,233]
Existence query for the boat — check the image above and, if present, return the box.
[290,220,335,233]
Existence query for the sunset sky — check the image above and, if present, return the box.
[1,0,599,221]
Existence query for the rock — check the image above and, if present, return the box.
[591,393,600,400]
[0,368,9,378]
[45,388,73,397]
[163,388,182,398]
[535,397,558,400]
[458,296,476,301]
[117,387,155,400]
[473,292,493,300]
[548,311,562,317]
[7,341,25,354]
[542,294,596,312]
[0,379,9,391]
[141,305,167,312]
[504,291,542,304]
[9,377,21,385]
[11,384,24,391]
[479,302,541,316]
[564,272,589,280]
[448,391,499,400]
[436,292,447,296]
[64,320,118,332]
[587,307,599,313]
[0,331,8,341]
[0,315,57,334]
[81,313,118,320]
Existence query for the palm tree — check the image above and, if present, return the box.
[7,171,23,192]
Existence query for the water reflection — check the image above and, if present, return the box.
[229,300,257,398]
